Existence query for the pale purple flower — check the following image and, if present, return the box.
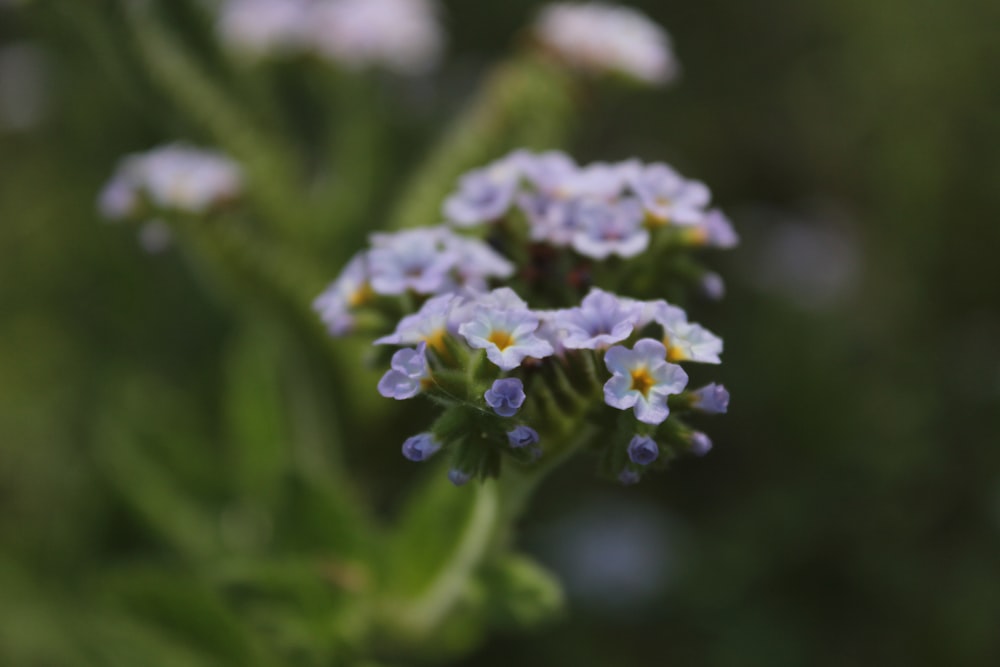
[402,432,441,461]
[693,209,739,248]
[627,435,659,465]
[653,303,723,364]
[603,338,689,425]
[628,162,711,225]
[507,425,540,449]
[558,288,642,350]
[367,227,456,295]
[699,272,726,300]
[306,0,444,75]
[534,3,678,85]
[99,144,242,219]
[520,150,578,195]
[445,235,515,290]
[618,469,641,485]
[520,193,575,246]
[377,342,430,400]
[458,299,554,370]
[571,198,650,260]
[691,383,729,414]
[448,469,472,486]
[314,253,371,336]
[217,0,311,58]
[374,292,460,350]
[444,153,523,226]
[690,431,713,456]
[484,378,526,417]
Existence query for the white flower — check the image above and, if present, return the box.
[307,0,444,75]
[534,3,678,85]
[652,302,723,364]
[603,338,688,424]
[217,0,312,58]
[98,143,242,220]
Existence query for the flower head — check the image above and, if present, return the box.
[604,338,689,424]
[314,253,371,336]
[628,162,711,225]
[557,288,642,350]
[448,468,472,486]
[534,3,678,85]
[484,378,526,417]
[690,431,713,457]
[377,342,430,400]
[653,303,723,364]
[458,291,554,370]
[217,0,310,58]
[691,383,730,414]
[627,434,659,465]
[570,198,650,259]
[368,227,456,296]
[374,292,460,350]
[443,152,524,226]
[99,143,242,219]
[310,0,443,74]
[507,425,540,449]
[402,432,441,461]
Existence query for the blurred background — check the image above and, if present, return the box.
[2,0,1000,665]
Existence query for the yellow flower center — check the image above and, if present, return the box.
[347,283,374,308]
[664,336,686,363]
[425,328,448,353]
[630,367,655,397]
[488,330,514,351]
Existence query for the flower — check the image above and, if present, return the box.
[374,292,460,350]
[570,198,650,259]
[448,468,473,486]
[604,338,688,424]
[307,0,443,75]
[618,469,641,485]
[368,227,456,296]
[377,342,430,400]
[98,143,242,219]
[628,162,711,225]
[507,425,540,448]
[484,378,526,417]
[653,303,723,364]
[534,3,678,85]
[217,0,311,58]
[692,209,740,248]
[443,152,524,226]
[402,432,441,461]
[458,291,554,370]
[691,383,730,414]
[627,435,659,465]
[314,253,371,336]
[557,288,642,350]
[445,235,516,290]
[690,431,713,456]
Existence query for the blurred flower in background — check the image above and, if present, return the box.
[217,0,444,73]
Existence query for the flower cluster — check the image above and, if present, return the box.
[98,143,243,221]
[533,3,677,85]
[316,149,734,485]
[442,150,737,264]
[217,0,444,74]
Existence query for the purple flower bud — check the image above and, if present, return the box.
[700,272,726,300]
[618,469,641,485]
[484,378,526,417]
[507,425,540,448]
[690,431,713,456]
[402,432,441,462]
[448,469,472,486]
[627,435,659,465]
[692,383,729,414]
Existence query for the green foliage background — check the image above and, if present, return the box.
[2,0,1000,665]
